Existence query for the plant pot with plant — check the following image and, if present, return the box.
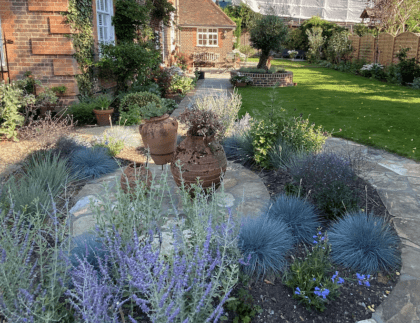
[36,87,59,117]
[138,101,178,165]
[171,107,227,192]
[92,94,114,126]
[230,74,253,87]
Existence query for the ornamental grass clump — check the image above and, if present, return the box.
[69,146,119,179]
[284,231,343,312]
[267,136,310,171]
[329,212,401,274]
[238,215,294,279]
[265,194,320,244]
[289,152,359,219]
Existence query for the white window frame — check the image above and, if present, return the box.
[96,0,115,55]
[0,18,6,70]
[197,28,219,47]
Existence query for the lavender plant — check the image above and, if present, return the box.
[0,192,72,322]
[289,152,359,219]
[329,212,401,273]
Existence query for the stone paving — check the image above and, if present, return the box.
[69,72,420,323]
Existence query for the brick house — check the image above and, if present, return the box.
[0,0,235,103]
[161,0,236,66]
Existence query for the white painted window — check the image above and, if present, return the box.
[96,0,115,49]
[0,18,6,70]
[197,28,218,47]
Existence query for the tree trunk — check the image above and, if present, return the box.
[257,51,269,69]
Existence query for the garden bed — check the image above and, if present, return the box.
[231,70,294,87]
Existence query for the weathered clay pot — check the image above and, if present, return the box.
[139,114,178,165]
[93,108,114,126]
[120,162,152,194]
[171,134,227,192]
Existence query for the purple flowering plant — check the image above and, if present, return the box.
[284,229,343,312]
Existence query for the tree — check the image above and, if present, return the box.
[370,0,420,36]
[249,15,288,69]
[306,27,325,63]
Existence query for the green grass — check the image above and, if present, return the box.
[238,58,420,161]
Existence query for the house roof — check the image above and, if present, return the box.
[178,0,236,28]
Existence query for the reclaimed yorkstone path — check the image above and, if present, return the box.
[71,71,420,323]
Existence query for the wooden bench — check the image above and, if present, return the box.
[192,52,220,67]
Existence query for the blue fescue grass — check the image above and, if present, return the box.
[222,132,255,166]
[69,233,108,274]
[268,136,311,171]
[329,212,401,274]
[70,146,119,179]
[265,194,320,244]
[238,216,294,279]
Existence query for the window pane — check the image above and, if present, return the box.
[104,0,108,12]
[104,27,108,41]
[202,34,207,39]
[198,40,203,45]
[198,34,202,39]
[99,27,103,40]
[198,28,203,32]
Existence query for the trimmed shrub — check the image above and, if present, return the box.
[329,212,401,273]
[265,194,320,244]
[119,91,162,112]
[70,146,119,179]
[66,101,96,125]
[238,215,294,278]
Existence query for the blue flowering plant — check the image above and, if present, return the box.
[284,230,344,312]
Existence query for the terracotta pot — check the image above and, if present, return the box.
[235,82,248,87]
[139,114,178,165]
[120,162,152,194]
[93,108,114,126]
[171,134,227,192]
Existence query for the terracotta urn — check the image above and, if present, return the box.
[171,134,227,192]
[139,114,178,165]
[120,162,152,195]
[93,108,114,126]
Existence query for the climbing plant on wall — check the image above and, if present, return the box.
[63,0,95,98]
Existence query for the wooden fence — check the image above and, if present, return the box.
[349,32,420,65]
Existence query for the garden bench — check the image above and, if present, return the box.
[192,52,220,67]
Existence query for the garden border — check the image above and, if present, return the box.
[230,70,295,87]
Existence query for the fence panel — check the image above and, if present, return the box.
[359,35,375,62]
[393,32,420,63]
[378,33,394,66]
[349,34,360,60]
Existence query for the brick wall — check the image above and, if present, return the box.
[232,71,294,87]
[0,0,79,104]
[179,27,234,62]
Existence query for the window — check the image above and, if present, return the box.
[197,28,218,47]
[96,0,115,47]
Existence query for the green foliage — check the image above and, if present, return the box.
[306,27,325,63]
[249,15,288,68]
[160,98,178,113]
[353,24,377,37]
[281,115,328,153]
[325,31,353,64]
[284,28,306,50]
[223,287,261,323]
[249,119,278,168]
[151,0,176,27]
[0,81,36,141]
[412,77,420,89]
[93,137,125,156]
[90,93,114,110]
[168,74,195,94]
[395,47,420,85]
[65,101,96,125]
[137,101,169,119]
[51,85,67,95]
[130,81,162,97]
[119,108,142,126]
[64,0,95,98]
[230,75,253,85]
[223,3,262,30]
[120,91,162,112]
[385,63,403,84]
[113,0,152,42]
[97,41,161,92]
[238,67,267,74]
[231,17,242,48]
[299,16,345,51]
[284,231,343,312]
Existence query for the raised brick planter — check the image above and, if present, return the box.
[230,70,294,87]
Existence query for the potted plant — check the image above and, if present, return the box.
[288,50,298,60]
[92,94,114,126]
[230,74,253,87]
[36,87,59,117]
[51,85,67,97]
[171,107,227,192]
[138,101,178,165]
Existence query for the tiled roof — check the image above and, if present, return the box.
[178,0,236,28]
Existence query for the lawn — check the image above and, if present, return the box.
[238,58,420,161]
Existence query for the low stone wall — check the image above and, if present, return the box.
[231,70,294,87]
